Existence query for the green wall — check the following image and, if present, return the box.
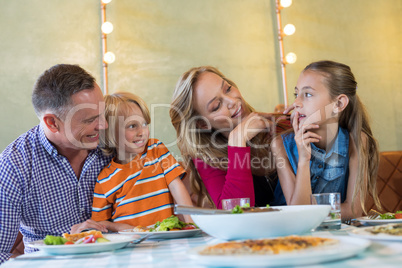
[1,0,401,158]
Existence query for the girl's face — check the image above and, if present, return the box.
[293,70,335,126]
[192,71,251,136]
[116,102,149,163]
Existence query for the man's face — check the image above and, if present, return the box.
[58,84,107,150]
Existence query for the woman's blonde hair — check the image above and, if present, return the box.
[303,60,380,213]
[100,92,150,156]
[170,66,287,206]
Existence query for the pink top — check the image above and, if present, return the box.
[193,146,255,209]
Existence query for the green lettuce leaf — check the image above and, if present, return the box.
[43,235,68,245]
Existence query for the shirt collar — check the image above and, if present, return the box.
[311,127,349,159]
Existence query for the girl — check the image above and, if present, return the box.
[170,66,291,209]
[272,60,380,220]
[91,92,193,232]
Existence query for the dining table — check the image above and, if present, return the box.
[4,224,402,268]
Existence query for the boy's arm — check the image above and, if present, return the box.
[97,221,135,232]
[168,177,194,223]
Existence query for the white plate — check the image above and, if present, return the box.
[355,216,402,226]
[26,234,140,255]
[349,225,402,241]
[191,205,331,240]
[118,228,202,239]
[188,236,370,267]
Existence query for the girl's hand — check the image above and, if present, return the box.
[293,112,321,162]
[228,112,274,147]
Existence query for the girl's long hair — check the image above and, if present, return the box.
[304,61,380,214]
[170,66,288,207]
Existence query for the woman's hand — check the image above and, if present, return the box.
[228,112,274,147]
[293,112,321,162]
[70,219,108,234]
[283,103,296,125]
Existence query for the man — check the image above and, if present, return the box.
[0,64,111,264]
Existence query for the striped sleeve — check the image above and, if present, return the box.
[91,169,114,221]
[155,141,186,185]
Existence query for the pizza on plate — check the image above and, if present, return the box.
[199,236,338,255]
[369,223,402,236]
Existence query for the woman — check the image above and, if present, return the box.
[170,66,291,208]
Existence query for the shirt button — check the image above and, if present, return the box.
[316,176,319,179]
[318,165,323,168]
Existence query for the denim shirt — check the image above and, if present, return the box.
[273,127,349,205]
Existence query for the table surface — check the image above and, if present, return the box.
[4,225,402,268]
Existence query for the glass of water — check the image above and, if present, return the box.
[221,198,250,210]
[311,193,341,230]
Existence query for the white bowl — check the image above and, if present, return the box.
[191,205,331,240]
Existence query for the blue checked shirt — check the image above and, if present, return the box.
[0,125,111,264]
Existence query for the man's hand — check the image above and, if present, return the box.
[70,219,108,234]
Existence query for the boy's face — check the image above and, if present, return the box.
[116,102,149,163]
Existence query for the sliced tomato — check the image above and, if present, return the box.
[64,241,74,245]
[395,213,402,219]
[182,225,197,230]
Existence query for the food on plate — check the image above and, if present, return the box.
[231,204,281,214]
[369,223,402,236]
[396,212,402,219]
[132,216,198,232]
[199,236,338,255]
[371,211,402,220]
[43,230,110,245]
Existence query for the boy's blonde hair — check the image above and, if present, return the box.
[100,92,151,156]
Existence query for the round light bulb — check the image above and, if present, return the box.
[101,0,112,4]
[285,52,297,64]
[283,24,296,36]
[103,52,115,64]
[101,22,114,34]
[280,0,292,8]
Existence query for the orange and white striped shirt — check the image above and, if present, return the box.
[91,139,185,227]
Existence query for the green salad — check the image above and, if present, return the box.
[150,216,198,232]
[231,203,271,214]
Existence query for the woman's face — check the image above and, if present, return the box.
[192,71,251,135]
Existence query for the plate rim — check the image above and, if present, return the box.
[118,228,202,238]
[187,235,370,267]
[349,225,402,241]
[355,216,402,224]
[26,234,139,250]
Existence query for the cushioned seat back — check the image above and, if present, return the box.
[365,151,402,213]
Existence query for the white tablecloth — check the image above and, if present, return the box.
[4,226,402,267]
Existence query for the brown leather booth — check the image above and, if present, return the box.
[365,151,402,212]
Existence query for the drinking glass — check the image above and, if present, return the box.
[311,193,341,230]
[221,198,250,210]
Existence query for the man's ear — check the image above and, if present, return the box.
[333,94,349,114]
[43,114,60,133]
